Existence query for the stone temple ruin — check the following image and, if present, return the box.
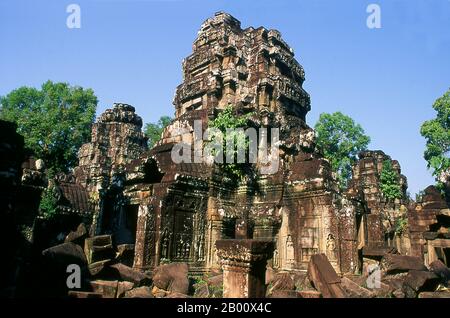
[1,12,449,298]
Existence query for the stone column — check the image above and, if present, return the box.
[133,205,149,269]
[216,239,273,298]
[206,218,223,269]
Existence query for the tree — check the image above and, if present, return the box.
[0,81,97,175]
[380,160,403,200]
[314,111,371,189]
[420,88,450,186]
[144,116,172,148]
[39,185,60,219]
[208,106,253,182]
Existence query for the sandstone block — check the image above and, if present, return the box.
[307,254,346,298]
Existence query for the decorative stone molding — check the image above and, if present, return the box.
[216,239,273,298]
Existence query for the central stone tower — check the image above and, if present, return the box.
[174,11,310,123]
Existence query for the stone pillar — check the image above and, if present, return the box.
[133,205,149,269]
[216,239,273,298]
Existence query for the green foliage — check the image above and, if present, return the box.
[415,190,426,202]
[208,106,253,182]
[159,258,170,265]
[208,282,223,298]
[0,81,97,174]
[144,115,172,148]
[394,215,408,235]
[380,160,403,200]
[39,186,59,220]
[314,111,371,189]
[420,88,450,184]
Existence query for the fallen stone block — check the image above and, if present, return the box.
[392,290,405,298]
[268,272,295,295]
[65,223,88,246]
[381,254,427,275]
[307,254,346,298]
[153,262,189,295]
[341,277,375,298]
[429,260,450,284]
[293,272,314,291]
[363,246,398,259]
[42,242,87,267]
[89,235,112,246]
[269,290,299,298]
[88,259,112,277]
[124,286,154,298]
[368,281,392,298]
[418,291,450,298]
[84,235,115,264]
[298,290,322,298]
[109,263,152,286]
[382,273,408,291]
[117,281,135,298]
[402,270,440,298]
[166,292,189,298]
[89,280,118,298]
[152,286,168,298]
[68,291,102,298]
[41,242,89,297]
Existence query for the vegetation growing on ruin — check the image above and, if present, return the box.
[420,88,450,190]
[144,115,173,148]
[314,111,371,189]
[0,81,97,174]
[380,160,403,200]
[193,274,223,298]
[39,185,60,220]
[394,215,408,235]
[208,106,254,183]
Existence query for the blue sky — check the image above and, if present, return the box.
[1,0,449,195]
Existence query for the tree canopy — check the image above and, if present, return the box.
[0,80,97,175]
[314,111,371,189]
[420,88,450,185]
[144,116,172,148]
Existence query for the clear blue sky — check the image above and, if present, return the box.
[1,0,449,195]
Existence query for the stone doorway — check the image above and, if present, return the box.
[114,204,139,245]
